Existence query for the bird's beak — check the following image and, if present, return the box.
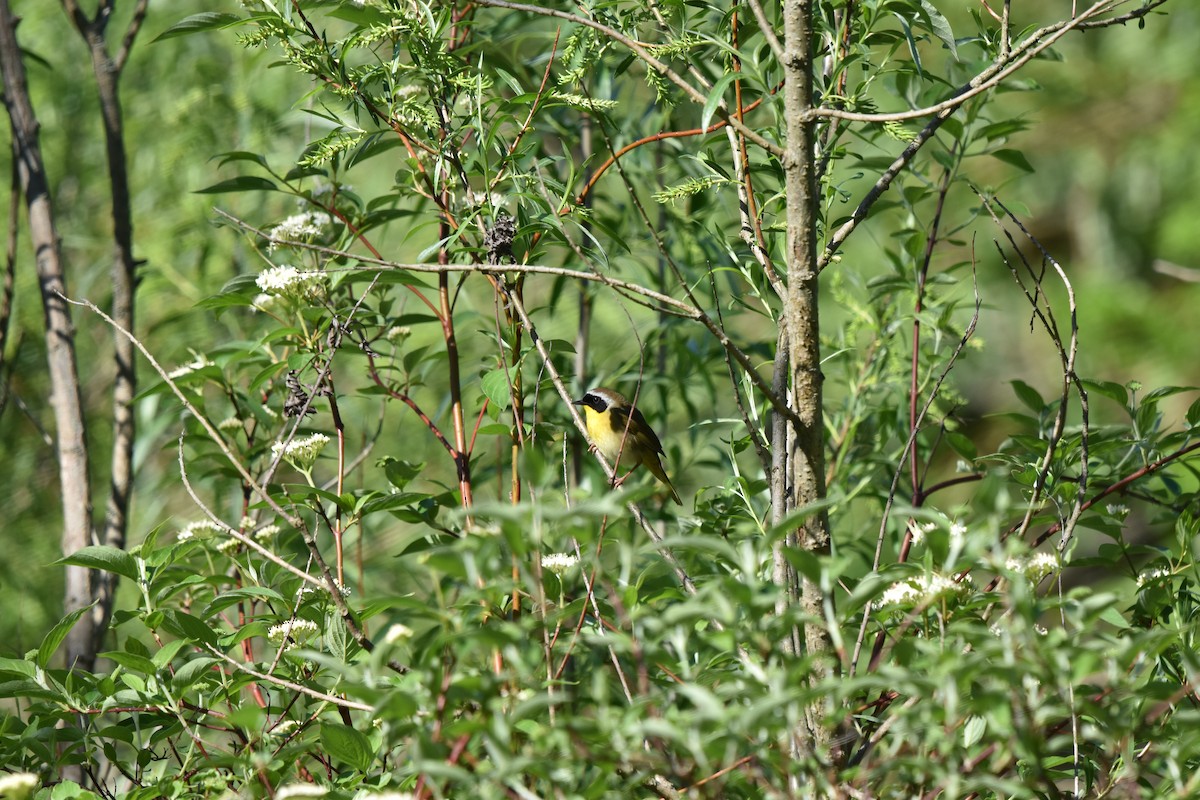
[572,398,584,405]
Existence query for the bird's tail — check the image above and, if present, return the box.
[646,455,683,506]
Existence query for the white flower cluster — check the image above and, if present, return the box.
[252,523,281,541]
[0,773,39,800]
[272,433,330,471]
[267,211,332,251]
[268,618,319,650]
[907,521,935,545]
[251,293,280,313]
[215,536,241,556]
[255,265,326,300]
[1106,504,1130,519]
[874,572,971,611]
[907,520,968,546]
[310,182,354,199]
[178,520,222,542]
[276,786,328,799]
[1137,566,1172,587]
[299,578,351,599]
[167,353,214,380]
[1005,552,1058,581]
[269,719,300,740]
[383,623,414,644]
[541,553,578,575]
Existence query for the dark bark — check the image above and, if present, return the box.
[63,0,147,659]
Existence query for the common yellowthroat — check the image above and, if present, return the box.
[574,387,682,505]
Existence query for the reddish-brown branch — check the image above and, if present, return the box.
[1029,438,1200,549]
[489,27,561,193]
[314,197,443,320]
[365,354,460,461]
[574,99,767,208]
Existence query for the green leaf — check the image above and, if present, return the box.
[892,13,923,75]
[701,72,739,132]
[58,545,139,582]
[100,651,158,676]
[152,13,243,42]
[195,274,262,310]
[480,365,518,411]
[919,1,958,60]
[1187,395,1200,429]
[50,781,103,800]
[38,604,96,668]
[152,639,189,670]
[194,176,278,194]
[215,150,271,169]
[1010,380,1045,412]
[381,458,425,491]
[944,431,977,461]
[1081,378,1128,408]
[0,657,37,678]
[172,657,221,689]
[163,611,219,648]
[320,722,374,771]
[202,587,287,618]
[1098,606,1130,629]
[962,715,986,747]
[990,148,1035,173]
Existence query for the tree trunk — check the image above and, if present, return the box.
[780,0,834,757]
[0,1,97,670]
[80,19,137,660]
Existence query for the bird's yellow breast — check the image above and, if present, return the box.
[582,406,636,466]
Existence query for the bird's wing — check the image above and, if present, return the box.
[630,406,666,455]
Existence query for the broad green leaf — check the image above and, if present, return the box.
[990,148,1035,173]
[320,722,374,772]
[152,13,243,42]
[100,651,158,676]
[194,176,278,194]
[58,545,139,582]
[480,365,519,411]
[152,639,190,670]
[163,611,220,648]
[1081,378,1128,408]
[920,1,958,60]
[38,604,95,668]
[1010,380,1045,412]
[172,657,221,689]
[202,587,288,618]
[381,458,425,491]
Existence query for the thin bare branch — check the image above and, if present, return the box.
[62,293,301,528]
[205,645,375,713]
[470,0,785,159]
[809,2,1162,124]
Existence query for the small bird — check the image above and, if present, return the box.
[574,387,682,505]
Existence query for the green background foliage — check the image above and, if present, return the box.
[2,0,1200,797]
